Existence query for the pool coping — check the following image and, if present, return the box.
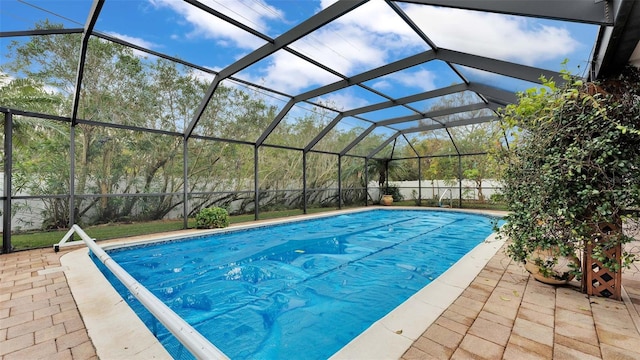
[331,229,504,359]
[61,207,506,360]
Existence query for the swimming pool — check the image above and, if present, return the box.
[93,208,501,359]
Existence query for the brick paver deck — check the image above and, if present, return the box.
[403,243,640,360]
[1,238,639,359]
[0,248,97,360]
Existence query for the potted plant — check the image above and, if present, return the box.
[497,65,640,296]
[368,159,406,205]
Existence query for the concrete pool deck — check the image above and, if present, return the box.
[1,208,639,359]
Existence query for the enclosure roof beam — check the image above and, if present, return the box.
[304,114,345,152]
[591,0,640,79]
[93,31,216,76]
[185,0,368,139]
[377,102,489,126]
[376,113,429,127]
[387,1,438,50]
[340,124,376,156]
[445,127,461,156]
[182,0,272,43]
[467,83,519,105]
[293,50,436,103]
[70,0,104,126]
[0,29,83,37]
[339,82,511,124]
[256,100,296,147]
[210,0,367,83]
[0,107,71,123]
[366,132,401,160]
[401,115,497,134]
[258,49,436,147]
[397,0,613,25]
[436,48,568,85]
[372,113,498,159]
[486,102,503,112]
[183,0,347,81]
[402,133,421,158]
[343,83,468,117]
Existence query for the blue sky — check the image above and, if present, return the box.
[1,0,600,122]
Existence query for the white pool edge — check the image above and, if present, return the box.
[61,207,506,360]
[63,248,174,359]
[329,231,505,359]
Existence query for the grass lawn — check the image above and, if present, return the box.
[6,207,340,251]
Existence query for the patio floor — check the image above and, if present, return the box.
[1,231,639,359]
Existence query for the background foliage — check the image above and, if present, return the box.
[2,22,503,239]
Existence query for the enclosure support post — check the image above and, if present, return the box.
[364,158,369,207]
[183,138,188,229]
[302,151,307,214]
[254,145,259,221]
[338,155,342,209]
[458,155,463,208]
[69,123,76,227]
[418,157,422,206]
[3,112,13,253]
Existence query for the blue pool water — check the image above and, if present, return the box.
[93,209,501,359]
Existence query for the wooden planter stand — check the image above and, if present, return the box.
[582,222,622,300]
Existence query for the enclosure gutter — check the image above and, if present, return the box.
[58,225,229,360]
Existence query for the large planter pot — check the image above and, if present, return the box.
[381,195,393,206]
[524,247,580,285]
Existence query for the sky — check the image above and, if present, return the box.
[1,0,600,134]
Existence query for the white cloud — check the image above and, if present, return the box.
[388,69,437,92]
[105,32,158,57]
[292,1,425,76]
[150,0,280,49]
[402,5,578,66]
[290,24,388,75]
[369,68,437,94]
[0,72,14,86]
[241,50,341,94]
[151,0,580,103]
[316,89,371,112]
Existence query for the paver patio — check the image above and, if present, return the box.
[402,241,640,360]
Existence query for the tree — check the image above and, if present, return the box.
[451,123,503,201]
[2,21,271,225]
[398,91,504,187]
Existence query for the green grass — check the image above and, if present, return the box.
[5,207,342,251]
[4,202,505,252]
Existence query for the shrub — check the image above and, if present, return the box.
[497,65,640,280]
[195,207,230,229]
